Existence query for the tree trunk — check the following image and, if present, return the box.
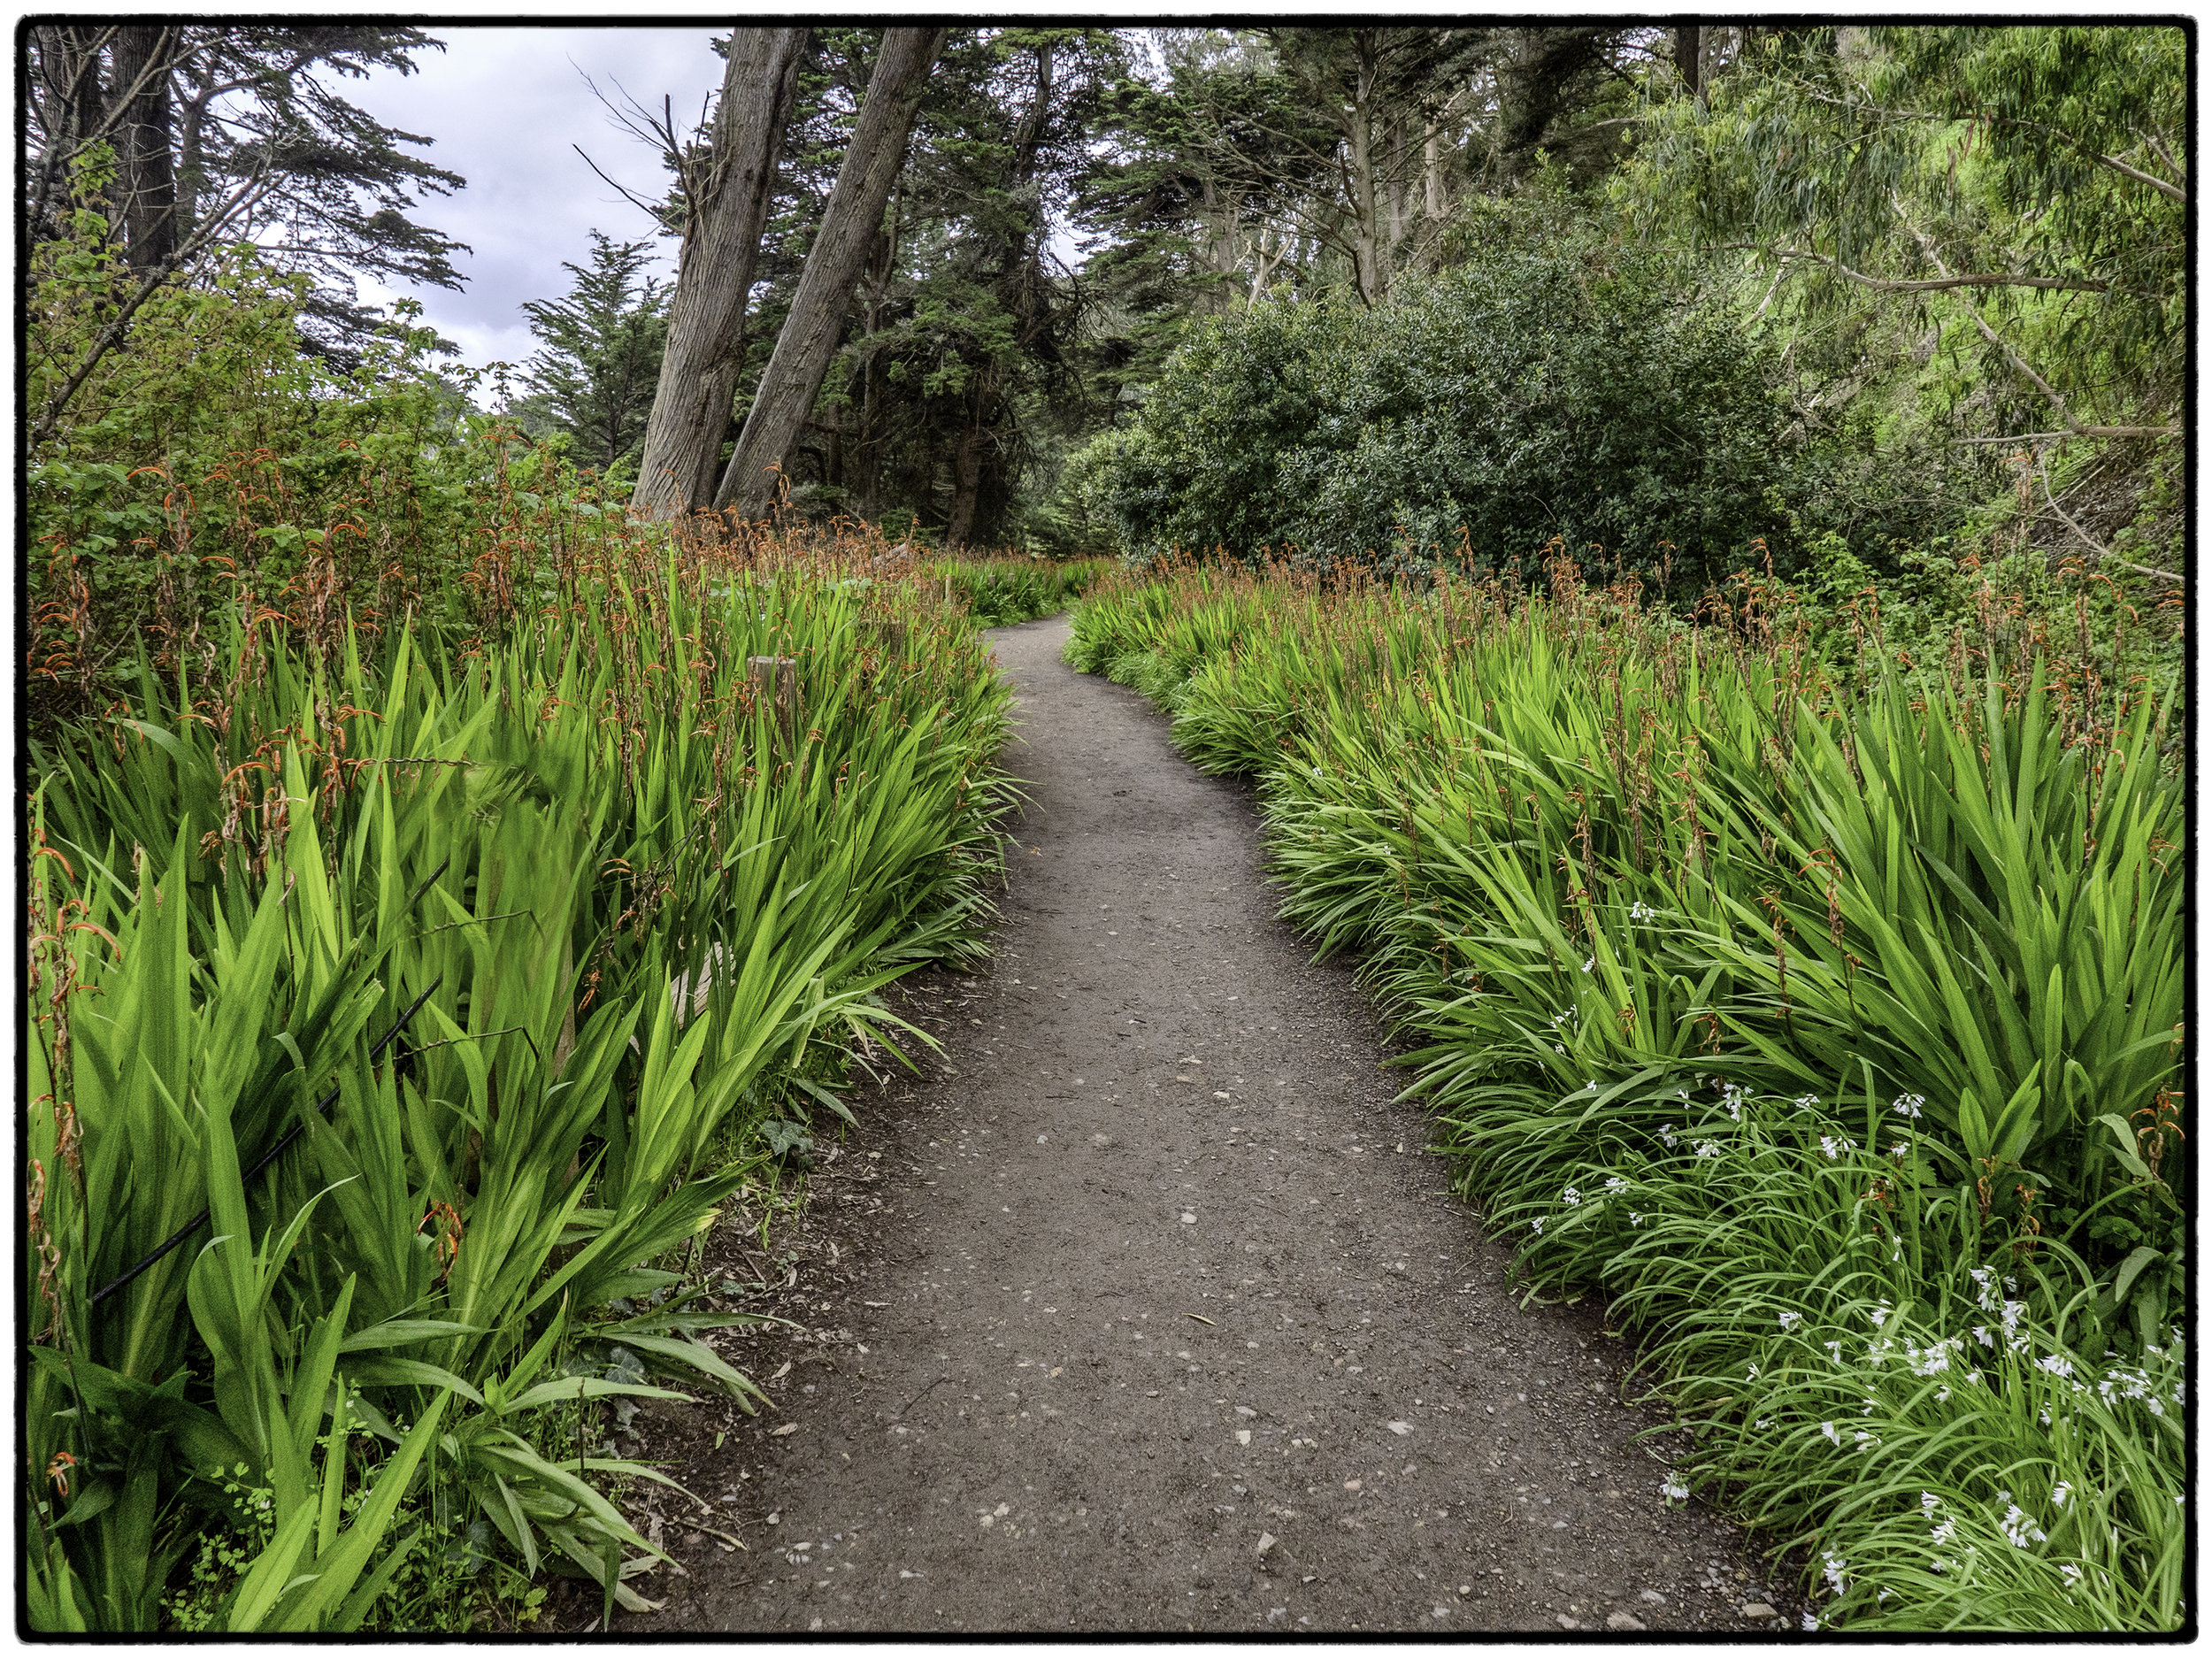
[1197,170,1240,306]
[631,26,806,520]
[1676,25,1702,102]
[110,27,179,272]
[717,27,948,519]
[944,382,992,549]
[29,26,112,238]
[1341,42,1386,305]
[862,178,901,514]
[176,61,216,234]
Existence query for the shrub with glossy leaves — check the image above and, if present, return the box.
[1081,227,1793,588]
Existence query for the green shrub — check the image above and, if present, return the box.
[1080,229,1795,589]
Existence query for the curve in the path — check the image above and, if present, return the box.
[658,613,1791,1635]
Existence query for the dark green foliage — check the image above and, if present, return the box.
[933,554,1108,625]
[1082,222,1794,588]
[26,26,472,363]
[513,231,668,474]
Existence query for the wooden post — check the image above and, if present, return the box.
[748,655,799,749]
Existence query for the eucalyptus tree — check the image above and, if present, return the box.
[1624,24,2185,584]
[1626,26,2185,442]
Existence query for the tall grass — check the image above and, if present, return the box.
[1067,552,2185,1632]
[925,553,1110,627]
[25,517,1014,1630]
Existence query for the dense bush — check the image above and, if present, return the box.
[1076,227,1795,588]
[931,554,1110,626]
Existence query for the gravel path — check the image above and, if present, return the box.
[643,613,1795,1635]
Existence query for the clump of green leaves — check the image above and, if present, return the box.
[1078,214,1798,590]
[26,533,1018,1631]
[1069,558,2185,1631]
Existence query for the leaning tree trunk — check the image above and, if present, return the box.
[716,27,947,520]
[29,26,113,239]
[630,26,806,521]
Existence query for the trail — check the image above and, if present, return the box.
[641,614,1794,1635]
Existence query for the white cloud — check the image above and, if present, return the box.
[349,27,726,373]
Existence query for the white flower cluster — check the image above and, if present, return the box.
[1996,1490,2047,1549]
[1778,1310,1802,1331]
[1562,1187,1582,1207]
[1628,900,1655,922]
[1891,1093,1924,1119]
[1693,1140,1721,1160]
[1818,1133,1856,1160]
[1916,1492,1960,1564]
[1720,1081,1749,1123]
[1603,1175,1629,1197]
[1793,1094,1820,1110]
[1660,1472,1690,1502]
[2093,1361,2177,1417]
[1821,1552,1847,1594]
[1903,1335,1965,1377]
[1656,1123,1677,1148]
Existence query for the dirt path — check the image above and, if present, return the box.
[638,614,1795,1635]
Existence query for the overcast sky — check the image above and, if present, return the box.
[350,27,729,372]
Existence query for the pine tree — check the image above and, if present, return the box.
[517,232,670,473]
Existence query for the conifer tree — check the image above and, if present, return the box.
[515,231,670,473]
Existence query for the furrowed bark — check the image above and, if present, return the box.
[110,26,180,271]
[1676,25,1701,101]
[630,26,806,522]
[715,27,947,520]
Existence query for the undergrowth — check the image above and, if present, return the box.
[1066,552,2186,1633]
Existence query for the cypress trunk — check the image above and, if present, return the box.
[715,27,947,519]
[110,27,179,272]
[631,27,806,521]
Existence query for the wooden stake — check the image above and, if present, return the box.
[748,655,799,749]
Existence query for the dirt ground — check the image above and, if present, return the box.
[595,613,1801,1636]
